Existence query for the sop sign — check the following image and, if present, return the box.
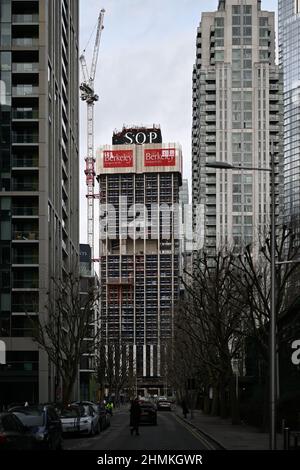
[103,150,133,168]
[124,131,160,145]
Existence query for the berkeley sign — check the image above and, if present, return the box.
[144,148,176,167]
[103,150,133,168]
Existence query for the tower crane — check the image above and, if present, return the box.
[80,9,105,259]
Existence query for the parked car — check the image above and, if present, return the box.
[157,398,172,411]
[8,405,63,450]
[0,412,36,450]
[78,404,99,435]
[139,401,157,425]
[55,404,81,435]
[72,401,102,433]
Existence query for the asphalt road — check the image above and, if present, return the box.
[64,408,215,451]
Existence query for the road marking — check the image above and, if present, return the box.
[173,414,216,450]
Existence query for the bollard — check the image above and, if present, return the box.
[284,427,290,450]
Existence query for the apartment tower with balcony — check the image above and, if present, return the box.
[192,0,283,256]
[97,127,182,397]
[0,0,79,405]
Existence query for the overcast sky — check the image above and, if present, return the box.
[79,0,277,244]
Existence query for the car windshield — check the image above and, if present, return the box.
[13,409,44,427]
[60,408,78,418]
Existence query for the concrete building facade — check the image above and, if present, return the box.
[0,0,79,405]
[97,128,182,397]
[192,0,283,256]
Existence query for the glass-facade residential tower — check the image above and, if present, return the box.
[279,0,300,226]
[192,0,283,255]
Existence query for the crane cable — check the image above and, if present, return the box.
[82,19,98,55]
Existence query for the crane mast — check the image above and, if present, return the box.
[80,9,105,258]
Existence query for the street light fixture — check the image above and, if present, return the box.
[206,154,277,450]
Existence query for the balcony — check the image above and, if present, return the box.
[12,38,39,47]
[206,105,216,112]
[12,304,38,313]
[13,230,39,241]
[12,255,39,265]
[12,63,39,73]
[12,155,38,167]
[12,206,38,216]
[12,133,39,144]
[12,279,39,290]
[11,181,39,191]
[12,108,39,120]
[205,94,216,102]
[12,14,39,24]
[12,85,39,97]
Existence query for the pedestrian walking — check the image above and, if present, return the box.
[181,399,189,419]
[130,397,141,436]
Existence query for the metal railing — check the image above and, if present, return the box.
[13,63,39,73]
[12,207,38,216]
[13,279,39,289]
[12,86,39,96]
[12,157,38,167]
[12,38,39,47]
[12,133,39,144]
[12,182,39,191]
[13,231,39,240]
[12,256,39,264]
[12,109,39,119]
[12,14,39,23]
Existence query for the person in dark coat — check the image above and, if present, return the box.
[130,398,141,436]
[181,399,189,419]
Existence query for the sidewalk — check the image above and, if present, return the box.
[176,409,284,450]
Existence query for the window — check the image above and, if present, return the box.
[296,0,300,14]
[232,6,241,14]
[215,17,224,27]
[215,51,224,61]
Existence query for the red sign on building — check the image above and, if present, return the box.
[144,148,176,167]
[103,150,134,168]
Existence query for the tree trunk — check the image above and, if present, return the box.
[210,386,219,416]
[219,383,228,419]
[203,393,211,414]
[229,376,240,425]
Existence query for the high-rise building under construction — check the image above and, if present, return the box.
[97,126,182,396]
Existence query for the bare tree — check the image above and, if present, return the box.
[231,224,300,428]
[233,224,300,362]
[31,270,100,404]
[95,339,130,405]
[178,250,249,423]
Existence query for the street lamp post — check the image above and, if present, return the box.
[206,154,277,449]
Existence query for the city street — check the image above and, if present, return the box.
[64,408,214,451]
